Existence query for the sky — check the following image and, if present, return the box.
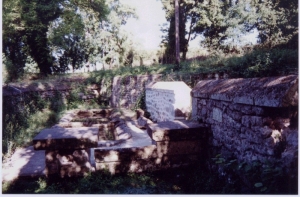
[119,0,257,51]
[120,0,168,50]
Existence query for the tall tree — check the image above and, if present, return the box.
[20,0,62,75]
[160,0,200,63]
[3,0,28,81]
[175,0,180,65]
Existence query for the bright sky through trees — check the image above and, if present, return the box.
[120,0,258,51]
[120,0,167,50]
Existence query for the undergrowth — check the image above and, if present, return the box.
[2,157,297,194]
[2,88,104,159]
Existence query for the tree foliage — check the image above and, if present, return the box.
[160,0,298,56]
[3,0,138,78]
[251,0,298,49]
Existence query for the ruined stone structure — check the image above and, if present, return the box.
[94,120,209,174]
[33,108,209,177]
[111,75,162,108]
[3,72,226,110]
[109,72,227,109]
[191,75,298,171]
[3,73,298,179]
[145,81,191,122]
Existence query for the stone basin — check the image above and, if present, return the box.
[33,108,134,150]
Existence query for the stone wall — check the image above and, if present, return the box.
[191,75,298,171]
[3,72,227,111]
[109,72,228,109]
[2,81,100,103]
[110,74,162,108]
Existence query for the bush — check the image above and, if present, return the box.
[2,93,50,156]
[223,48,298,78]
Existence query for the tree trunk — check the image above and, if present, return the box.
[175,0,180,66]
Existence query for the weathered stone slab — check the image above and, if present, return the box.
[156,140,203,156]
[95,154,201,174]
[45,149,95,177]
[94,141,203,164]
[192,75,298,107]
[33,127,98,150]
[94,145,157,163]
[146,120,210,142]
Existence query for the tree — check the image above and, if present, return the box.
[3,0,27,81]
[175,0,180,65]
[3,0,109,77]
[192,0,258,53]
[191,0,298,52]
[20,0,62,76]
[250,0,298,49]
[160,0,200,63]
[96,0,137,68]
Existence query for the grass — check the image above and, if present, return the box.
[3,160,297,194]
[2,170,180,194]
[5,48,296,92]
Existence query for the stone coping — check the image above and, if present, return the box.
[33,108,136,150]
[146,120,210,142]
[191,75,298,107]
[33,127,99,150]
[146,81,191,92]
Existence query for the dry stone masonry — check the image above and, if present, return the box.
[94,120,210,174]
[111,75,162,108]
[191,75,298,172]
[146,81,192,122]
[4,73,297,178]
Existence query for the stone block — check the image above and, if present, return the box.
[200,107,207,116]
[33,127,98,150]
[240,105,253,114]
[45,149,94,177]
[94,145,157,163]
[250,116,263,127]
[241,115,251,127]
[146,120,210,141]
[95,154,201,174]
[198,99,207,105]
[233,96,254,105]
[241,127,262,144]
[192,75,298,107]
[223,113,242,129]
[212,108,222,122]
[156,140,202,156]
[226,108,242,121]
[210,93,232,102]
